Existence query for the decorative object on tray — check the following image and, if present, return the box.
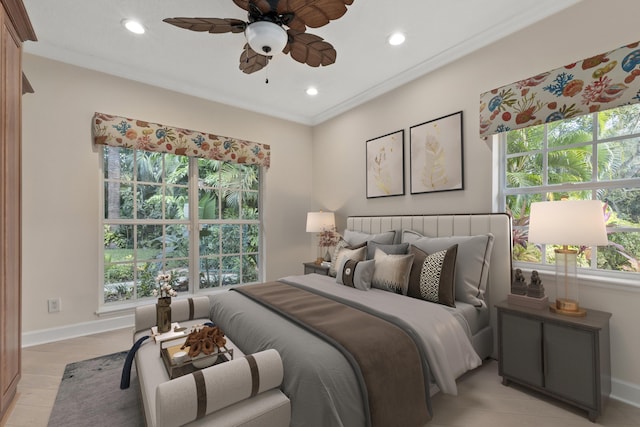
[409,111,464,194]
[181,325,227,368]
[152,322,189,343]
[160,325,234,378]
[510,268,527,295]
[527,270,545,298]
[154,273,178,333]
[507,269,549,309]
[366,129,405,198]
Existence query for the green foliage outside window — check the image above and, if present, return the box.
[504,104,640,275]
[102,148,261,304]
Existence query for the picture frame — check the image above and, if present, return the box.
[366,129,405,198]
[410,111,464,194]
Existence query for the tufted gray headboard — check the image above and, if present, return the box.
[346,213,512,358]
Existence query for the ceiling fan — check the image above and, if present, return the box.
[163,0,355,74]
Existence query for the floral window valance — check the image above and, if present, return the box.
[480,40,640,138]
[92,112,270,168]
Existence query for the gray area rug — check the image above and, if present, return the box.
[47,351,144,427]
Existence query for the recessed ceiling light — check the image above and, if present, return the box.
[388,32,405,46]
[123,19,145,35]
[306,87,318,96]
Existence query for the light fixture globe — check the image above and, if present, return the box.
[245,21,288,56]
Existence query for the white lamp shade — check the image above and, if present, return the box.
[245,21,288,56]
[306,211,335,233]
[528,200,608,246]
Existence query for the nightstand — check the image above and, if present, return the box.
[496,300,611,422]
[303,262,329,275]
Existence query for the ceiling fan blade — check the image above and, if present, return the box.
[278,0,354,29]
[283,30,336,67]
[163,17,246,34]
[233,0,276,15]
[239,44,271,74]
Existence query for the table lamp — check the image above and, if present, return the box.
[527,200,608,316]
[306,211,336,264]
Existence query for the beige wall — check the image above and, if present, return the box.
[312,0,640,403]
[21,54,315,332]
[21,0,640,405]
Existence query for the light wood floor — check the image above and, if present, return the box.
[2,327,639,427]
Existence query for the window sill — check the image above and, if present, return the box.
[513,263,640,293]
[95,288,229,317]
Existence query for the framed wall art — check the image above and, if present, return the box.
[410,111,464,194]
[366,129,405,198]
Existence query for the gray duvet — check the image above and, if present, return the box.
[209,274,481,427]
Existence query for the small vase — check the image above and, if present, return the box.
[156,296,172,333]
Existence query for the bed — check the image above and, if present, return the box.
[209,213,512,426]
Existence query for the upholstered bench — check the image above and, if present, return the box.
[133,296,291,427]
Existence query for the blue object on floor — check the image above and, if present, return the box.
[120,335,149,389]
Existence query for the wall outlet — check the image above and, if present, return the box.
[48,298,61,313]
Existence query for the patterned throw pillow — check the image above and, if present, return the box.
[336,258,375,291]
[402,230,493,307]
[371,248,414,295]
[329,239,350,277]
[407,245,458,307]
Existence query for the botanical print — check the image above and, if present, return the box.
[366,130,404,198]
[410,112,463,194]
[480,40,640,137]
[92,112,270,168]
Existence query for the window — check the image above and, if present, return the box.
[500,103,640,277]
[102,147,261,304]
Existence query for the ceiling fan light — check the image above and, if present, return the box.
[245,21,288,56]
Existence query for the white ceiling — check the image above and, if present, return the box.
[22,0,580,125]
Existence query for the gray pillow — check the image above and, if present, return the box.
[343,230,396,247]
[402,230,494,307]
[366,241,409,260]
[336,258,375,291]
[371,248,414,295]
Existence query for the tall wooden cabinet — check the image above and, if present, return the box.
[0,0,35,421]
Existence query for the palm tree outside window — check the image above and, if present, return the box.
[101,148,261,305]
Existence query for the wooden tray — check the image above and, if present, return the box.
[507,293,549,310]
[160,338,234,379]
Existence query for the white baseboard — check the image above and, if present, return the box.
[22,316,640,409]
[22,315,134,347]
[612,377,640,408]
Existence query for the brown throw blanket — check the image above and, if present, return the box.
[233,281,431,427]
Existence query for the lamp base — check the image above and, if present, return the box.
[550,298,586,317]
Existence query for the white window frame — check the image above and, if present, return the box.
[98,147,263,310]
[498,112,640,285]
